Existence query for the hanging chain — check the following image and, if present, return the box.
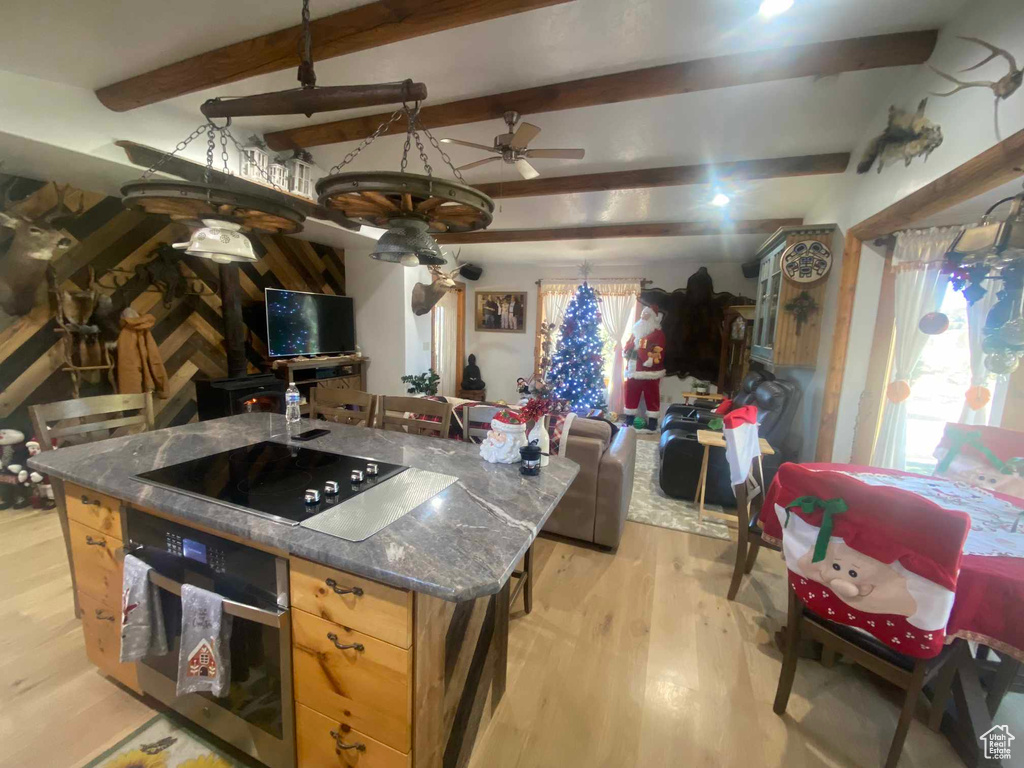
[140,122,208,179]
[220,129,231,174]
[422,125,466,183]
[327,106,407,174]
[413,127,432,177]
[204,123,217,183]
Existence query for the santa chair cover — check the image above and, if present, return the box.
[767,463,970,659]
[933,423,1024,500]
[713,398,733,415]
[723,405,759,488]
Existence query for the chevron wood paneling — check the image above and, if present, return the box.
[0,177,345,437]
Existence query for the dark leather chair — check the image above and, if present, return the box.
[659,371,768,433]
[658,377,801,506]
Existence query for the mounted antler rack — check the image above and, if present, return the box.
[95,244,219,307]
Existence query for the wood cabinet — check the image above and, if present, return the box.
[296,703,411,768]
[750,224,837,369]
[291,557,412,649]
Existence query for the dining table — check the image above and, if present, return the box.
[760,463,1024,768]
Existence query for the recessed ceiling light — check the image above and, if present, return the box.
[759,0,794,19]
[711,193,731,207]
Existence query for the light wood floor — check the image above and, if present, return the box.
[3,506,1021,768]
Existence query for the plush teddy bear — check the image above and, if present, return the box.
[0,428,32,510]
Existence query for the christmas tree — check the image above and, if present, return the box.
[548,283,607,411]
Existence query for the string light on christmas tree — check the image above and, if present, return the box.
[547,282,607,411]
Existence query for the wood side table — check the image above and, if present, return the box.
[694,429,774,524]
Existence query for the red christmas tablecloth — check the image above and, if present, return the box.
[761,463,1024,662]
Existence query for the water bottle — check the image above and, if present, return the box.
[285,383,301,424]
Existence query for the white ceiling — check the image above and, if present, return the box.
[0,0,970,264]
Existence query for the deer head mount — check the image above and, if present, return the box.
[0,180,83,316]
[930,36,1022,139]
[410,251,469,316]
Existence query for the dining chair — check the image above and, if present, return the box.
[727,455,780,601]
[29,392,155,620]
[378,395,452,438]
[309,385,377,428]
[461,404,502,443]
[29,392,155,449]
[933,422,1024,498]
[770,463,970,768]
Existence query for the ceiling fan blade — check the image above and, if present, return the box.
[508,122,541,150]
[524,148,586,159]
[456,156,502,172]
[439,138,499,153]
[515,158,540,180]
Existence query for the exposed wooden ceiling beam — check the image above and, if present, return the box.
[265,30,937,151]
[95,0,572,112]
[472,153,850,199]
[434,218,801,244]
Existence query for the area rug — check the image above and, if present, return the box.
[82,714,248,768]
[627,436,731,541]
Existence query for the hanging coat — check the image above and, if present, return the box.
[117,314,168,396]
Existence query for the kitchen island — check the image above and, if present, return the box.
[30,413,579,768]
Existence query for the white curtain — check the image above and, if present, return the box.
[434,290,459,396]
[542,289,575,334]
[959,287,1000,426]
[872,227,959,469]
[597,283,641,414]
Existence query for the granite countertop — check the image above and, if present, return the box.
[30,413,579,601]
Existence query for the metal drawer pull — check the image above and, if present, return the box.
[325,578,363,597]
[85,535,107,547]
[327,632,364,652]
[95,609,116,622]
[80,495,101,506]
[330,730,365,753]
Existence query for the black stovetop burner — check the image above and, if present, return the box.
[136,441,406,525]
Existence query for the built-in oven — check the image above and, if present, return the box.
[125,508,295,768]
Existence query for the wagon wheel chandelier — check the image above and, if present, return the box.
[121,119,308,236]
[317,104,495,266]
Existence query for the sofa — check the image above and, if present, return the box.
[658,374,801,506]
[542,418,636,549]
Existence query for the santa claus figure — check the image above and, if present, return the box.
[623,305,667,430]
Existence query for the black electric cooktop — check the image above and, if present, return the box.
[136,441,407,525]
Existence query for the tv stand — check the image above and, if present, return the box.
[271,355,370,412]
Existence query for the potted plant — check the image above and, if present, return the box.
[400,369,440,396]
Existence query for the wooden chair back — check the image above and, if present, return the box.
[309,386,376,428]
[29,393,155,449]
[461,405,503,443]
[379,396,452,438]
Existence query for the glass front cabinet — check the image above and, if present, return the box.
[750,224,837,369]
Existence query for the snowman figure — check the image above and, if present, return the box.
[24,439,55,510]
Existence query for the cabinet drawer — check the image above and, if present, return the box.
[79,590,140,693]
[293,609,411,752]
[296,703,409,768]
[70,519,123,607]
[66,483,122,537]
[290,558,412,648]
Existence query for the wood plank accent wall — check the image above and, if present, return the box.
[770,230,832,368]
[0,178,345,437]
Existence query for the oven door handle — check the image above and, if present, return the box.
[147,570,286,629]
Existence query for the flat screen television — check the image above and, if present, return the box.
[265,288,356,358]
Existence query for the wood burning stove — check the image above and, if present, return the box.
[195,374,286,421]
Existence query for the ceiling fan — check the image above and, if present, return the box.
[440,111,585,180]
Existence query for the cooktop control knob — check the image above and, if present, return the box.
[350,469,365,484]
[324,480,340,496]
[304,489,320,505]
[365,462,379,477]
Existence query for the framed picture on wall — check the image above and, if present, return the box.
[475,291,527,333]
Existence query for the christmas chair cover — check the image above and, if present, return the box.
[723,405,759,487]
[713,398,733,415]
[767,463,970,659]
[933,423,1024,499]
